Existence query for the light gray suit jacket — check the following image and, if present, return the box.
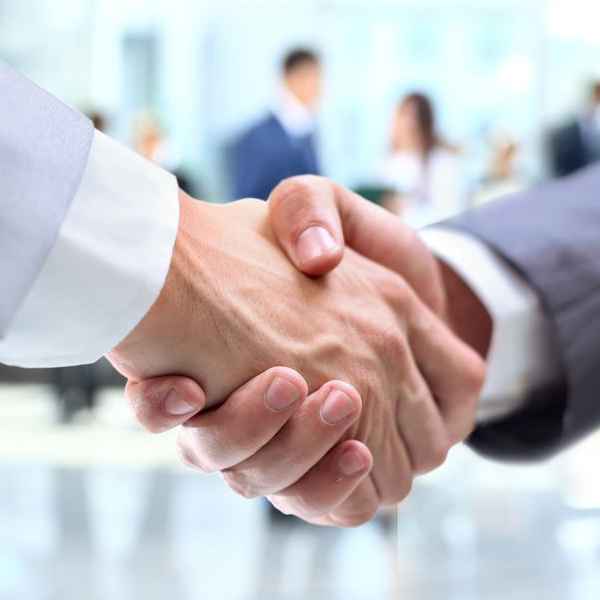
[449,164,600,460]
[0,63,93,338]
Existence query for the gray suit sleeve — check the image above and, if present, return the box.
[0,63,93,337]
[446,165,600,460]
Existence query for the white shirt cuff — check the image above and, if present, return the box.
[0,131,179,368]
[420,228,560,424]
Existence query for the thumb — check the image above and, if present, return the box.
[269,176,445,314]
[268,176,345,277]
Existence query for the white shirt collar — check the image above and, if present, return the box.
[272,86,316,139]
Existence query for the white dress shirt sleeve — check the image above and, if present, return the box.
[420,228,561,424]
[0,130,179,368]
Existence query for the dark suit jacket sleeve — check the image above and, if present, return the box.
[445,165,600,461]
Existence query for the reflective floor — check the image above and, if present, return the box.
[2,384,600,599]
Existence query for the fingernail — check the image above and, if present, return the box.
[320,389,356,425]
[296,226,338,265]
[164,389,195,416]
[339,448,369,477]
[265,377,301,412]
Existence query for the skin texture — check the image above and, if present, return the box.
[117,180,487,527]
[439,259,493,360]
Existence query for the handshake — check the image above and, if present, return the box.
[108,176,488,528]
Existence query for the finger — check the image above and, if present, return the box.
[126,376,207,433]
[310,476,381,528]
[268,175,444,313]
[268,176,345,276]
[267,440,372,521]
[394,337,451,475]
[408,296,486,443]
[222,381,362,497]
[177,367,307,473]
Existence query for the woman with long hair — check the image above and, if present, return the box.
[381,92,465,226]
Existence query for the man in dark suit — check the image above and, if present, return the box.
[548,81,600,177]
[230,48,322,200]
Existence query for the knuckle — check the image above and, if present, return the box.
[383,473,413,506]
[144,421,169,434]
[414,439,450,474]
[270,176,336,243]
[441,356,486,445]
[431,439,451,468]
[285,489,324,520]
[381,277,412,312]
[380,329,410,365]
[450,411,478,445]
[222,470,260,500]
[466,355,487,393]
[176,437,202,472]
[333,505,378,528]
[267,495,293,516]
[128,387,174,434]
[138,408,173,434]
[176,433,215,474]
[271,176,313,209]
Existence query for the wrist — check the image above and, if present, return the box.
[438,258,493,360]
[108,191,213,380]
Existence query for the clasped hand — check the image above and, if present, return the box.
[108,176,485,527]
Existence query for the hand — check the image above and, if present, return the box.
[127,369,374,525]
[267,176,493,358]
[117,183,486,526]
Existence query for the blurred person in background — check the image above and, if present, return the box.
[473,135,527,206]
[548,80,600,178]
[133,111,194,195]
[133,111,178,169]
[380,92,466,227]
[230,48,321,200]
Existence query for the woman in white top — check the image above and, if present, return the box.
[381,92,465,228]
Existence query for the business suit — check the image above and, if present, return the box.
[448,164,600,459]
[548,119,599,178]
[230,113,320,200]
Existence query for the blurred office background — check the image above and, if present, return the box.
[2,0,600,598]
[3,0,600,198]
